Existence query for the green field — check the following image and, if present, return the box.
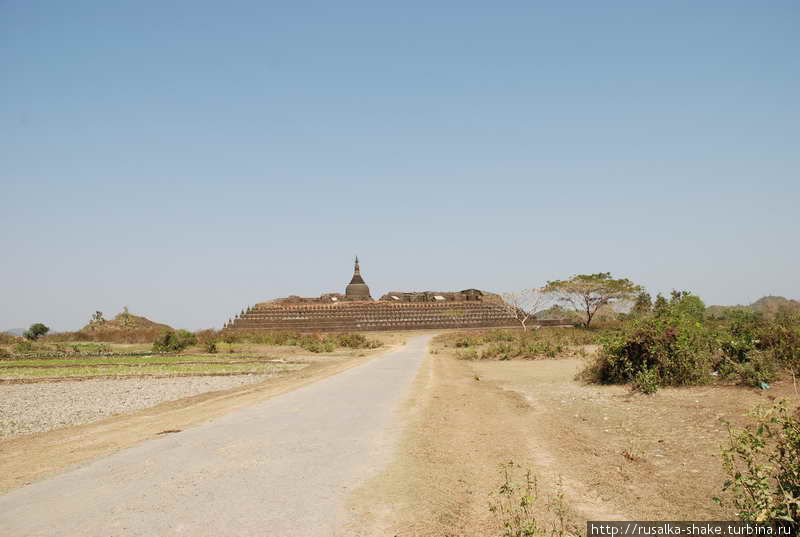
[0,354,292,368]
[0,356,306,380]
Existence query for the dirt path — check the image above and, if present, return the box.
[343,347,799,536]
[343,344,550,536]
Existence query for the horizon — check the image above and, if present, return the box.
[2,2,798,331]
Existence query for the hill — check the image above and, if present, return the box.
[80,308,172,333]
[706,295,800,319]
[2,328,26,337]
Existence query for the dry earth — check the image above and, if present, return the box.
[343,345,800,536]
[0,374,277,437]
[3,332,798,534]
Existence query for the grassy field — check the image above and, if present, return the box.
[0,350,307,381]
[0,354,296,368]
[0,361,305,380]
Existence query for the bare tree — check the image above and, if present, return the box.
[500,289,550,331]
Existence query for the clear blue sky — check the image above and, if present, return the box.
[2,1,798,331]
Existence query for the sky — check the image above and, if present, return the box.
[1,1,798,331]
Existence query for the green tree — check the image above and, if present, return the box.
[632,291,653,316]
[542,273,643,328]
[23,323,50,341]
[668,290,706,320]
[654,290,706,321]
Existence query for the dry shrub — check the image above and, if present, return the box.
[46,327,166,344]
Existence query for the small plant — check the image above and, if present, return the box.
[457,349,479,361]
[631,368,660,394]
[205,341,218,353]
[489,461,541,537]
[488,462,579,537]
[716,400,800,530]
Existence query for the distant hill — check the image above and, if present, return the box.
[535,305,581,321]
[2,328,26,337]
[706,296,800,318]
[79,309,172,333]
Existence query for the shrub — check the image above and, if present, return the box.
[204,341,218,353]
[298,335,336,353]
[334,333,381,349]
[489,462,541,537]
[718,310,799,386]
[45,327,164,344]
[485,329,517,343]
[457,348,479,361]
[70,343,112,355]
[23,323,50,341]
[760,312,800,370]
[582,307,716,390]
[0,332,17,345]
[14,340,34,353]
[152,329,197,352]
[717,401,800,531]
[631,368,660,394]
[488,461,578,537]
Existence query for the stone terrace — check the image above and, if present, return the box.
[225,301,533,332]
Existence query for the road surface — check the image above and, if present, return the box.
[0,335,431,537]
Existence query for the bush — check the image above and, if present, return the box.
[631,368,660,395]
[582,307,716,390]
[0,332,17,345]
[717,401,800,531]
[488,461,577,537]
[24,323,50,341]
[457,348,479,361]
[45,327,165,344]
[152,329,197,352]
[216,330,381,352]
[13,340,34,353]
[760,312,800,370]
[718,310,799,386]
[333,333,382,349]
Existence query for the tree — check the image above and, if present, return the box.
[632,291,653,316]
[654,290,706,321]
[119,306,133,329]
[23,323,50,341]
[542,273,643,328]
[500,289,550,331]
[88,311,105,328]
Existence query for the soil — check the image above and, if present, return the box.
[343,347,800,536]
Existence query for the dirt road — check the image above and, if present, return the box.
[0,336,430,537]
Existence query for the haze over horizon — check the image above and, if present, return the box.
[2,2,798,332]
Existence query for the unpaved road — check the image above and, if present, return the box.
[0,336,430,537]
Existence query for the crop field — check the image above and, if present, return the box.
[0,354,306,382]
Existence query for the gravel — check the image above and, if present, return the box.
[0,375,273,438]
